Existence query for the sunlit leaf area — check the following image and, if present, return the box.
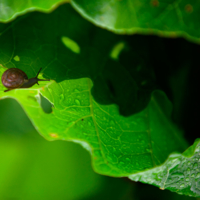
[0,1,199,199]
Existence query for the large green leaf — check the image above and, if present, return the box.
[0,3,193,196]
[0,65,187,176]
[0,0,69,22]
[71,0,200,43]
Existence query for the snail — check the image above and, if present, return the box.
[1,68,50,92]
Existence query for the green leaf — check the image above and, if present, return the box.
[0,63,187,176]
[0,3,190,196]
[0,0,70,22]
[71,0,200,43]
[129,139,200,197]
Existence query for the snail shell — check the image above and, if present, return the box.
[1,68,28,89]
[1,68,50,92]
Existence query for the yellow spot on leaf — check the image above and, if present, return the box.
[50,133,58,138]
[151,0,159,7]
[185,4,193,13]
[0,64,6,68]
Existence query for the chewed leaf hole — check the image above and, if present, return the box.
[110,42,125,60]
[40,94,53,114]
[61,36,80,54]
[13,55,20,61]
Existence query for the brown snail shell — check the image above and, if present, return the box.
[1,68,50,92]
[1,68,28,89]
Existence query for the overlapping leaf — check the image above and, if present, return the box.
[0,0,69,22]
[1,1,200,44]
[71,0,200,43]
[129,139,200,197]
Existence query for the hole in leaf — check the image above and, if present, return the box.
[40,94,53,114]
[61,36,80,54]
[13,55,20,61]
[110,42,125,60]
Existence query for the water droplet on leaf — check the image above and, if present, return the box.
[185,177,189,181]
[74,89,80,92]
[146,149,151,153]
[75,99,81,105]
[196,173,200,178]
[110,120,115,126]
[88,121,92,126]
[59,94,64,102]
[193,163,198,169]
